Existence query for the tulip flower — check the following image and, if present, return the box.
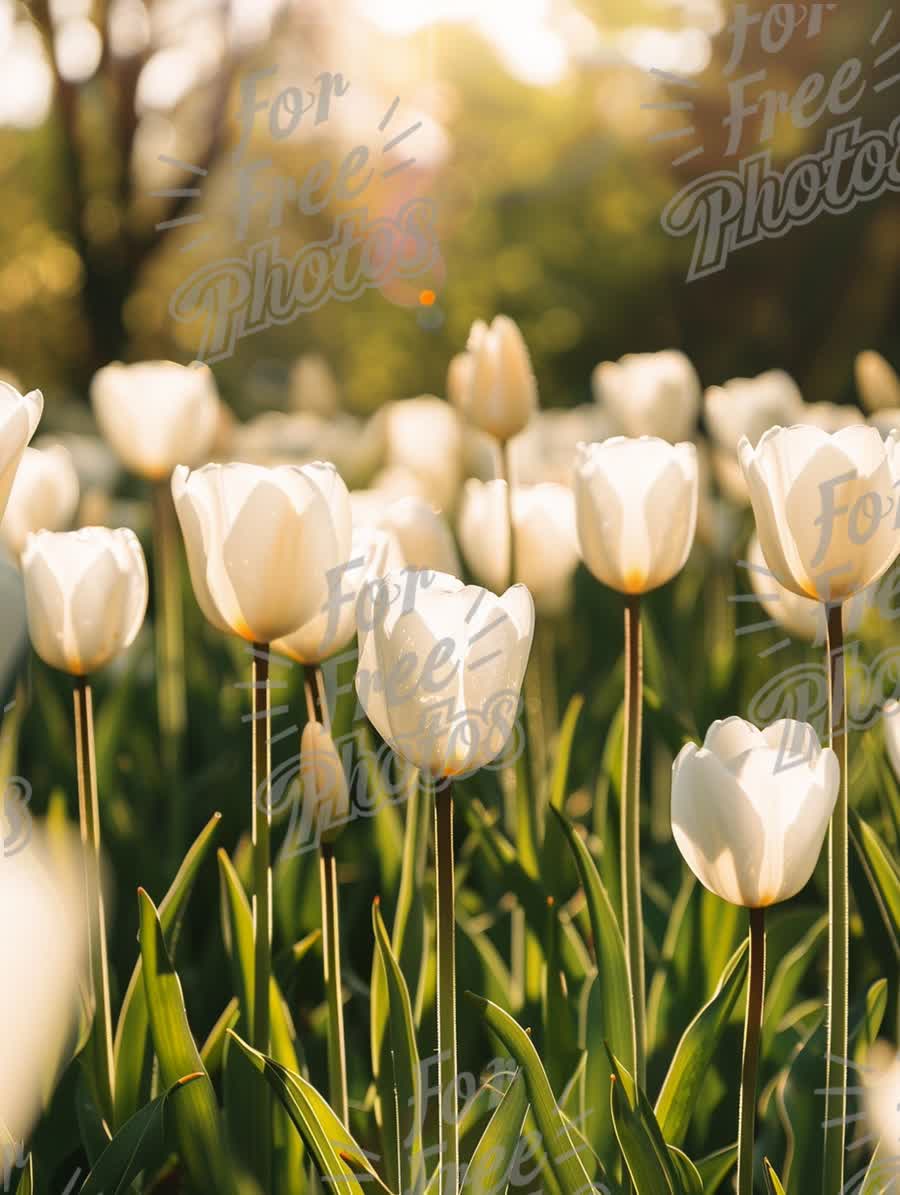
[574,434,698,1086]
[0,445,79,558]
[459,478,579,616]
[671,715,838,1195]
[863,1042,900,1167]
[855,350,900,413]
[740,422,900,1190]
[350,491,459,577]
[386,397,462,513]
[704,370,804,504]
[21,526,148,1123]
[796,401,864,432]
[450,315,538,445]
[0,381,43,521]
[356,569,534,1192]
[289,352,341,417]
[881,699,900,785]
[509,405,617,486]
[592,349,700,444]
[0,828,88,1155]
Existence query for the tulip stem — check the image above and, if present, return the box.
[251,644,272,1188]
[622,593,646,1087]
[151,481,186,864]
[435,779,458,1195]
[823,602,848,1194]
[73,677,115,1124]
[737,906,766,1195]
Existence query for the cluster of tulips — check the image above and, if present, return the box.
[1,325,899,1195]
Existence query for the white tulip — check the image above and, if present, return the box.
[0,381,43,521]
[592,350,699,443]
[882,700,900,785]
[739,425,900,602]
[451,316,538,443]
[22,527,148,675]
[356,570,534,777]
[91,360,220,480]
[863,1042,900,1158]
[796,401,864,432]
[271,525,404,665]
[234,410,386,490]
[300,720,351,843]
[509,405,618,487]
[671,717,839,908]
[0,828,89,1149]
[705,370,804,504]
[172,461,351,645]
[289,353,341,417]
[856,350,900,413]
[458,479,579,614]
[574,436,698,594]
[351,491,460,577]
[386,397,462,512]
[1,445,79,557]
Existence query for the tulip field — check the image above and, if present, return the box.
[0,337,898,1195]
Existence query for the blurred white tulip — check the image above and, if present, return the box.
[705,370,804,504]
[592,350,699,443]
[300,719,350,843]
[796,402,864,432]
[351,490,459,576]
[272,525,403,665]
[862,1042,900,1160]
[356,570,534,777]
[22,527,148,675]
[458,479,579,614]
[289,353,341,417]
[574,436,698,594]
[172,461,351,644]
[509,405,618,487]
[1,445,79,558]
[881,700,900,785]
[856,350,900,414]
[451,316,537,443]
[385,397,462,512]
[0,828,89,1150]
[90,360,220,480]
[0,381,43,521]
[672,717,839,907]
[739,425,900,602]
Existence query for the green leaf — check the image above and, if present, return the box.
[460,1069,529,1194]
[764,1158,787,1194]
[226,1032,373,1195]
[667,1147,703,1195]
[372,896,423,1195]
[763,916,827,1053]
[13,1155,32,1195]
[695,1144,737,1193]
[79,1074,202,1195]
[113,812,221,1128]
[465,992,595,1195]
[138,888,232,1193]
[200,998,240,1076]
[655,939,749,1147]
[548,694,584,812]
[542,899,580,1095]
[849,809,900,955]
[608,1054,676,1194]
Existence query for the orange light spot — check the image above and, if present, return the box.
[419,289,436,306]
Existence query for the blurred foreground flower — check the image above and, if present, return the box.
[458,478,579,614]
[592,349,699,443]
[0,444,79,558]
[450,315,537,444]
[671,717,838,907]
[91,361,220,480]
[0,381,43,520]
[856,350,900,413]
[0,828,89,1150]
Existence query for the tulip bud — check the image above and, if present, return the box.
[0,381,43,521]
[739,425,900,602]
[300,720,350,844]
[574,436,698,595]
[356,570,534,778]
[0,445,79,558]
[452,315,537,443]
[386,397,462,513]
[22,527,148,675]
[289,353,341,417]
[172,460,351,644]
[855,350,900,413]
[91,360,220,480]
[592,350,699,444]
[458,479,579,614]
[671,717,839,908]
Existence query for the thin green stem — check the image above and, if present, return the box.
[151,483,186,833]
[435,780,458,1195]
[737,907,767,1195]
[320,843,349,1126]
[823,603,848,1194]
[622,594,646,1088]
[73,677,115,1123]
[251,644,272,1189]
